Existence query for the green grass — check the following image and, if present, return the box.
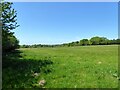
[3,45,118,88]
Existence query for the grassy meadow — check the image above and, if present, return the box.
[3,45,118,88]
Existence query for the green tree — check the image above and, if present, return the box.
[99,37,109,45]
[1,2,19,52]
[80,39,89,46]
[74,41,79,46]
[90,36,100,45]
[116,39,120,44]
[90,36,110,45]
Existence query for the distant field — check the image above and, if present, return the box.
[3,45,118,88]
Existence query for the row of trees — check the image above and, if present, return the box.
[2,2,19,53]
[63,37,120,47]
[20,44,61,48]
[21,36,120,48]
[80,37,120,46]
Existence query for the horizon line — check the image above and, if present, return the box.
[19,37,118,45]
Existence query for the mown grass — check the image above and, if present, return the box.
[3,45,118,88]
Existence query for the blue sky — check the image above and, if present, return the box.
[12,2,118,45]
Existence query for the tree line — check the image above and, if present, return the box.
[21,36,120,48]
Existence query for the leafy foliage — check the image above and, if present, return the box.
[20,36,120,48]
[80,39,89,45]
[90,36,109,45]
[1,2,19,52]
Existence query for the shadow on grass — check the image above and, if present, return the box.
[2,50,53,88]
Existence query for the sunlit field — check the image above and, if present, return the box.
[3,45,118,88]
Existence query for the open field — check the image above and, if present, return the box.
[3,45,118,88]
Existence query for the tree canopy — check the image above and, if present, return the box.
[1,2,19,52]
[21,36,120,48]
[80,39,89,46]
